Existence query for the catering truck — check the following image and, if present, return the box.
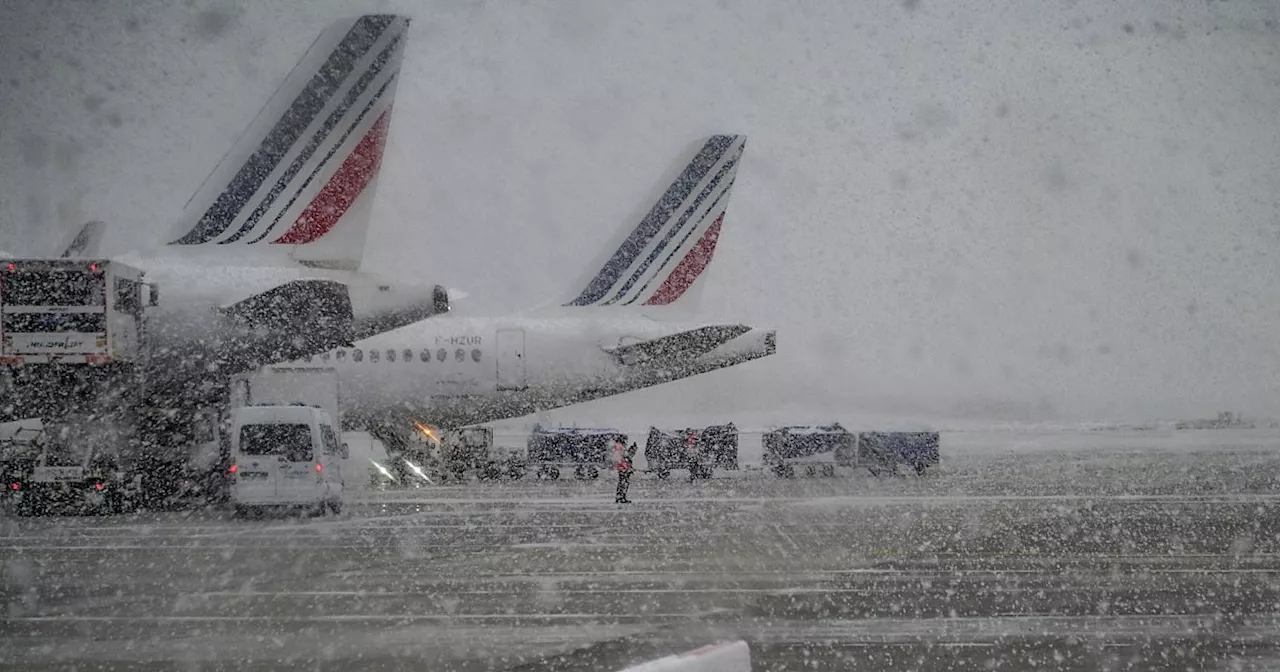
[0,259,165,513]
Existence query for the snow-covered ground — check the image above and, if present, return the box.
[5,426,1280,670]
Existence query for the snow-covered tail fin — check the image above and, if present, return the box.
[561,134,745,309]
[58,220,105,258]
[167,14,410,271]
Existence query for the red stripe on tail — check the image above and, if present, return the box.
[272,110,391,245]
[643,213,723,306]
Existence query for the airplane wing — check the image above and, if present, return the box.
[58,220,105,258]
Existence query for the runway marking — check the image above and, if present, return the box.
[790,494,1280,507]
[4,611,731,623]
[0,544,395,551]
[181,588,834,598]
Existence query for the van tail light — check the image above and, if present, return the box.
[315,463,323,472]
[315,463,324,483]
[228,463,238,480]
[94,483,104,491]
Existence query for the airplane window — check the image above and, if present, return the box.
[370,349,380,363]
[403,349,412,363]
[471,348,482,362]
[436,349,447,362]
[455,348,465,362]
[353,349,363,362]
[420,350,430,363]
[336,350,346,361]
[386,349,396,362]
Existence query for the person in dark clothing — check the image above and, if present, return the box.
[685,430,703,482]
[615,441,636,504]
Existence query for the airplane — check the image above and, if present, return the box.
[270,134,778,431]
[1,15,450,404]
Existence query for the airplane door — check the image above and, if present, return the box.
[496,329,526,391]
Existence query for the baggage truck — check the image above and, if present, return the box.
[762,423,858,478]
[526,423,626,481]
[644,423,739,480]
[857,431,940,476]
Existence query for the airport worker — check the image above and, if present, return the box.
[614,440,633,504]
[685,430,702,482]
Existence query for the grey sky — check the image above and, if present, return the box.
[1,0,1278,425]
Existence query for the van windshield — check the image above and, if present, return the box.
[239,424,313,462]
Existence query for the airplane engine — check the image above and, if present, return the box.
[347,281,451,341]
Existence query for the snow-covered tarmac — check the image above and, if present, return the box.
[4,428,1280,671]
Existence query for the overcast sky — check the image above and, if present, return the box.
[1,0,1278,425]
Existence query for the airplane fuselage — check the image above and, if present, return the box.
[270,313,776,429]
[111,248,450,404]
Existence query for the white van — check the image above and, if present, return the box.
[229,404,347,515]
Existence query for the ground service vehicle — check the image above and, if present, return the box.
[229,404,347,515]
[0,259,205,511]
[1,419,44,502]
[0,259,152,425]
[0,259,151,370]
[427,427,526,482]
[762,423,858,478]
[527,423,626,480]
[3,417,132,515]
[340,430,396,491]
[858,431,941,475]
[230,366,341,427]
[644,423,739,480]
[221,367,344,511]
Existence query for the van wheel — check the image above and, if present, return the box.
[657,469,671,480]
[507,465,526,480]
[584,466,599,480]
[821,464,836,478]
[328,499,342,515]
[542,466,560,481]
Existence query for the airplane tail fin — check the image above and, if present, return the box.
[167,14,410,271]
[560,134,745,311]
[59,220,105,258]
